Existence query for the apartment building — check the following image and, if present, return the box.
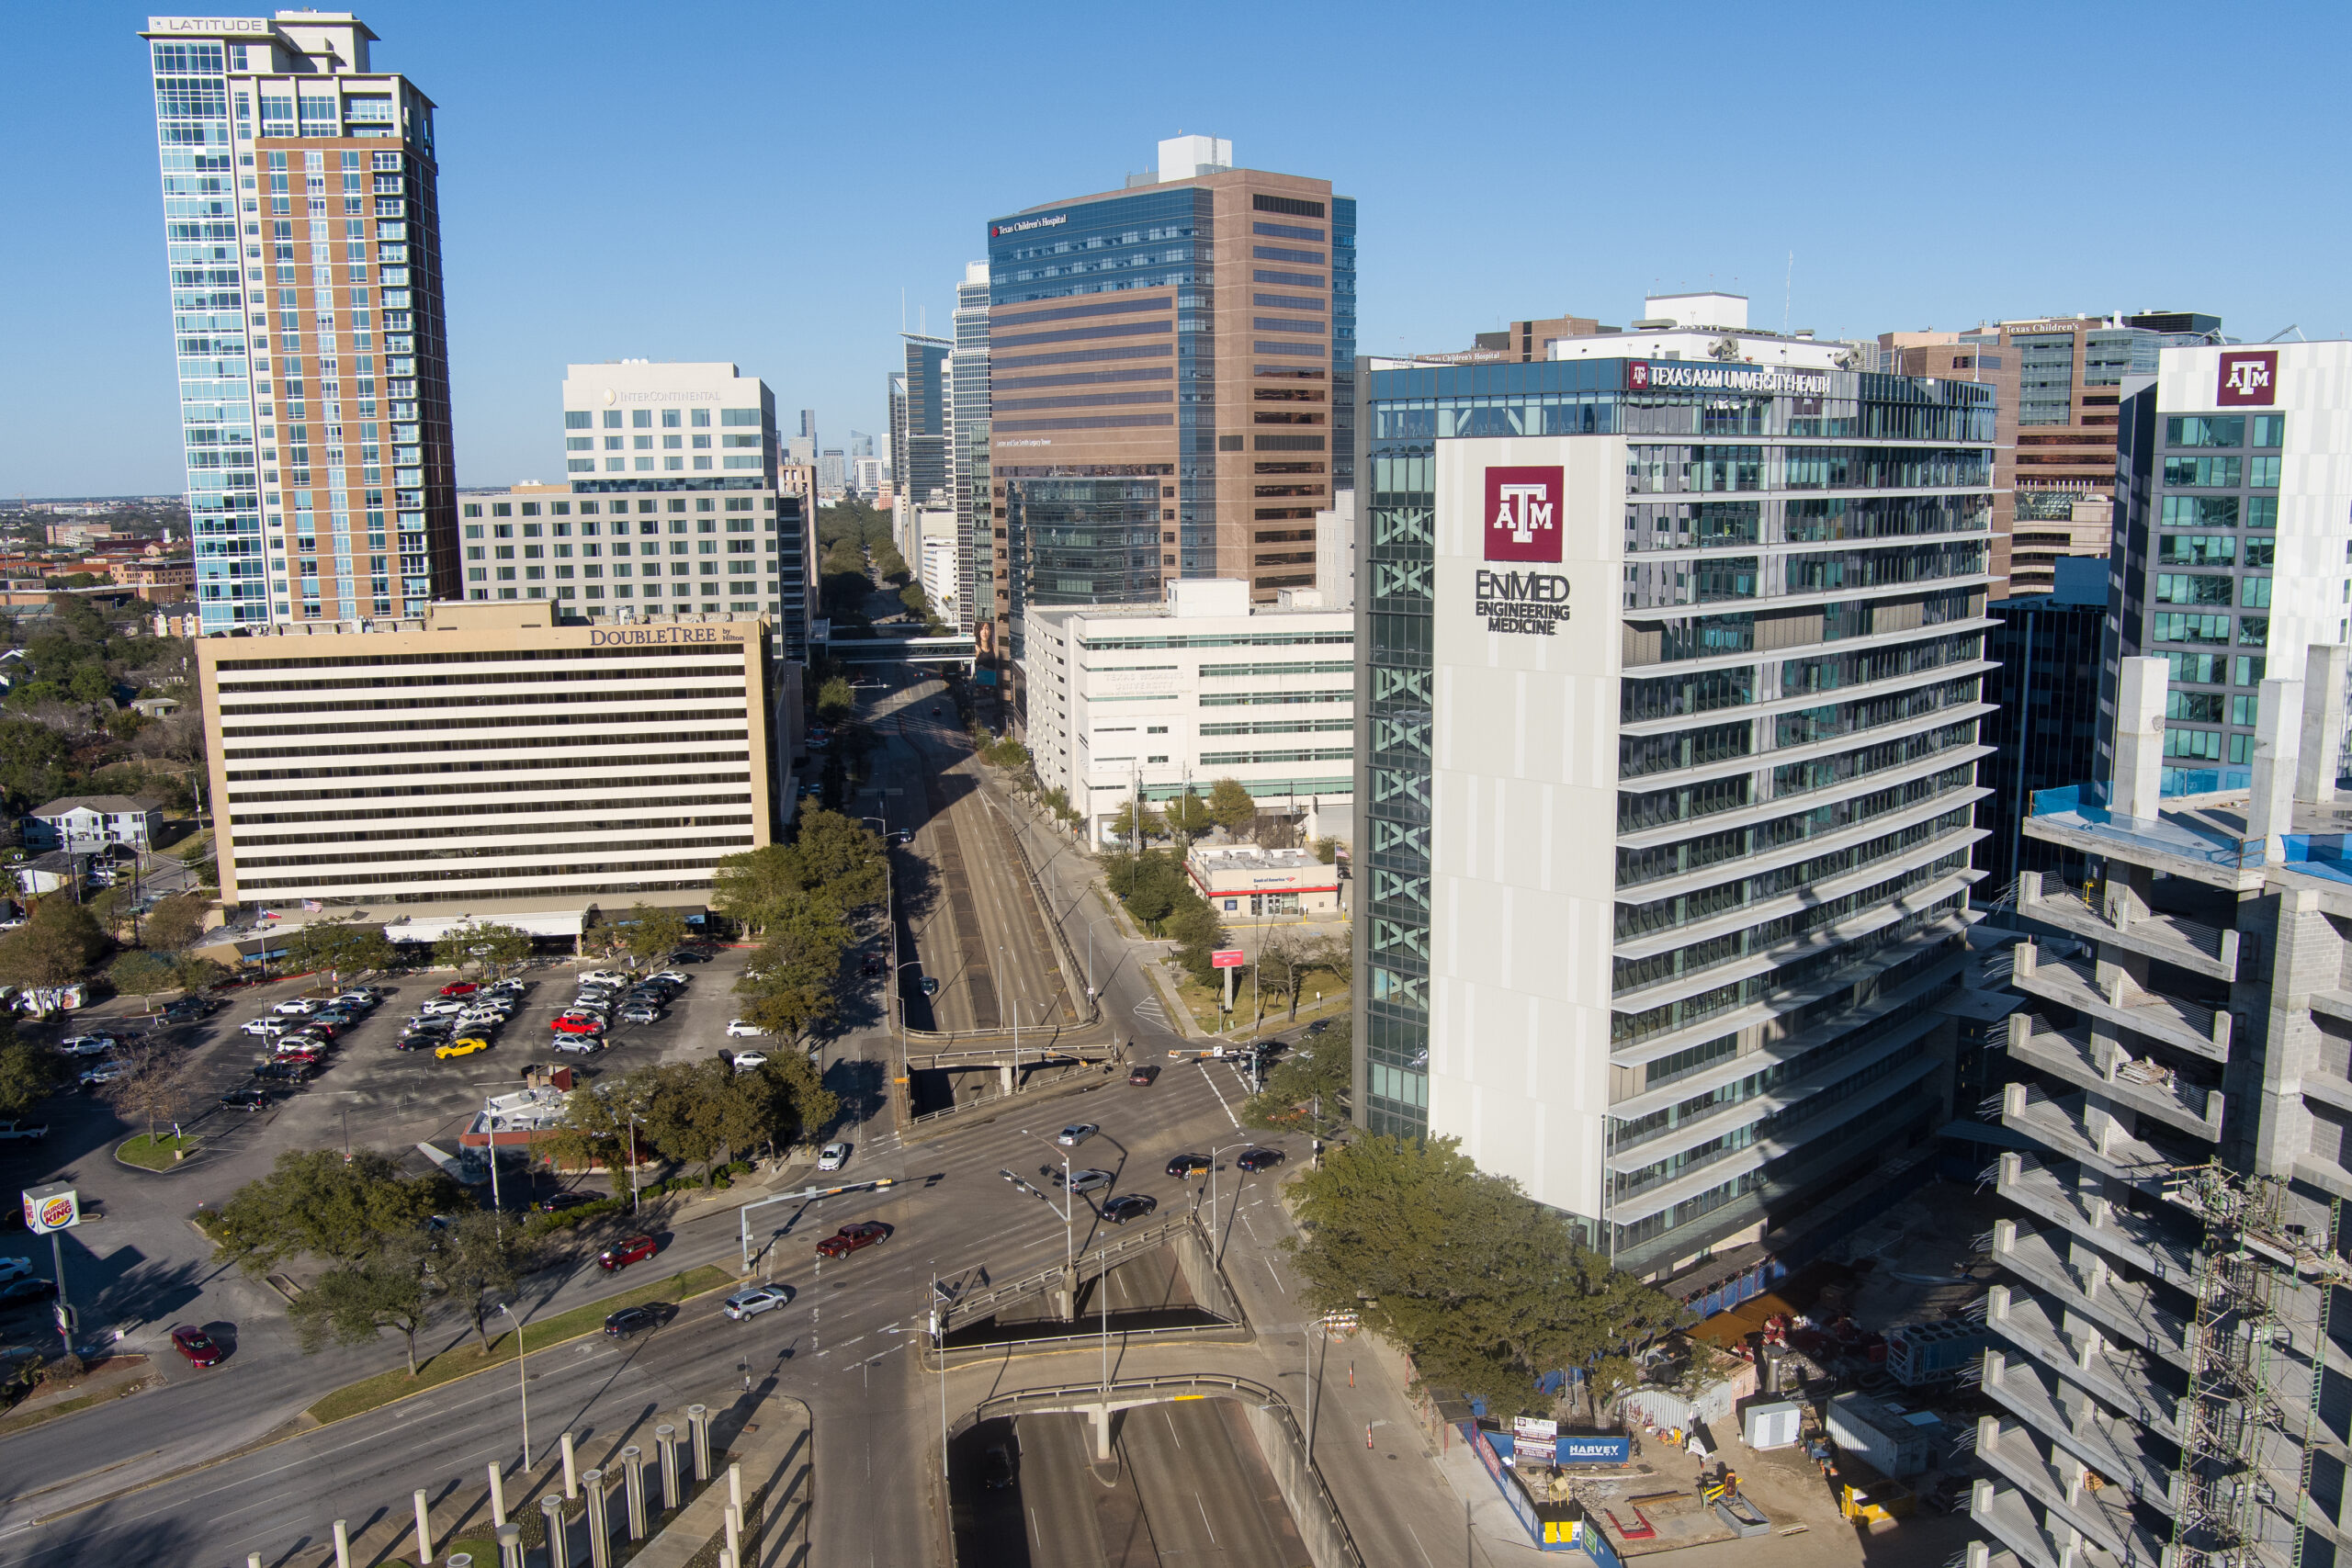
[1023,578,1352,849]
[143,10,458,632]
[985,133,1357,642]
[2109,340,2352,798]
[1357,323,1998,1285]
[1969,648,2352,1568]
[198,601,775,920]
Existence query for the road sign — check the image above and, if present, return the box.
[1210,950,1245,969]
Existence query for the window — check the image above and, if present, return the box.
[631,409,651,429]
[2245,497,2278,529]
[2161,495,2237,528]
[603,411,622,428]
[2253,414,2286,447]
[2242,577,2272,609]
[2152,613,2232,644]
[2167,690,2225,723]
[2155,574,2233,606]
[1252,194,1326,219]
[2156,536,2234,567]
[662,408,681,428]
[2164,457,2241,488]
[2248,456,2281,488]
[633,435,652,450]
[2165,727,2223,760]
[564,411,591,429]
[721,408,761,425]
[2166,415,2245,447]
[691,409,711,427]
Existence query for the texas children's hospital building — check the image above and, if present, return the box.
[1357,333,1996,1285]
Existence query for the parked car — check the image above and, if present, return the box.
[617,1005,662,1026]
[1304,1019,1330,1037]
[725,1020,764,1038]
[254,1060,321,1083]
[861,957,884,977]
[418,998,469,1017]
[0,1277,58,1308]
[0,1121,49,1141]
[218,1088,271,1113]
[1056,1123,1098,1147]
[816,1142,851,1172]
[665,950,712,964]
[551,1036,605,1056]
[815,1222,889,1259]
[169,1325,225,1367]
[272,1049,324,1067]
[549,1016,606,1036]
[437,982,480,998]
[271,999,320,1017]
[1102,1194,1158,1224]
[578,970,629,987]
[730,1052,768,1070]
[59,1035,117,1055]
[1166,1153,1212,1179]
[649,970,691,987]
[722,1284,794,1321]
[598,1235,659,1271]
[79,1063,128,1089]
[1127,1065,1160,1087]
[537,1190,597,1213]
[239,1019,286,1038]
[0,1257,34,1282]
[435,1037,491,1060]
[602,1303,675,1338]
[1236,1147,1286,1172]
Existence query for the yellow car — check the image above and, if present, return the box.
[435,1037,491,1060]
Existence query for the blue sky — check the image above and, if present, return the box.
[6,0,2349,497]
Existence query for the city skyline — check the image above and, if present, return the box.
[6,0,2349,496]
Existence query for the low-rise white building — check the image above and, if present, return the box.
[23,795,164,854]
[1187,841,1342,917]
[1023,579,1352,848]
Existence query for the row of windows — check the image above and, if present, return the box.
[231,791,752,827]
[2161,496,2278,529]
[222,729,752,762]
[2151,613,2270,647]
[225,761,752,794]
[2167,414,2285,448]
[234,863,741,893]
[220,685,745,717]
[2153,573,2269,609]
[563,407,756,430]
[1195,747,1354,766]
[234,813,753,849]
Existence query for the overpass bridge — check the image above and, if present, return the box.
[820,629,975,665]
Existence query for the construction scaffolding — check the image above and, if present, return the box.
[2162,1163,2346,1568]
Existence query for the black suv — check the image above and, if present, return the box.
[254,1060,321,1083]
[219,1087,271,1112]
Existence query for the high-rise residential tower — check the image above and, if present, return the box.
[950,262,991,643]
[984,134,1356,683]
[1356,300,1997,1288]
[143,10,456,633]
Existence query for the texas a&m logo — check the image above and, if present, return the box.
[1484,466,1564,562]
[2218,350,2278,407]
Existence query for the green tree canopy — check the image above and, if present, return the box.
[733,895,853,1042]
[712,810,884,934]
[283,918,396,987]
[0,720,75,814]
[208,1147,462,1273]
[1284,1136,1686,1413]
[599,903,691,966]
[435,1210,537,1354]
[1244,1016,1352,1130]
[1108,799,1162,848]
[1164,895,1230,986]
[288,1244,434,1374]
[1205,777,1258,835]
[0,1039,60,1120]
[433,920,531,977]
[107,949,182,1012]
[141,892,209,953]
[1163,790,1215,845]
[0,897,109,995]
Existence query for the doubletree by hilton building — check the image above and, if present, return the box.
[984,134,1356,684]
[1355,307,1999,1289]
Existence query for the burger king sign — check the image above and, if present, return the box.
[22,1182,78,1235]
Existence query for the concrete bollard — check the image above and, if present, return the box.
[561,1430,580,1500]
[333,1518,352,1568]
[688,1403,712,1481]
[495,1521,523,1568]
[488,1460,507,1528]
[655,1423,681,1511]
[729,1459,742,1509]
[248,1555,263,1568]
[582,1468,611,1568]
[724,1501,741,1564]
[621,1445,647,1538]
[540,1494,571,1568]
[447,1555,473,1568]
[413,1487,434,1565]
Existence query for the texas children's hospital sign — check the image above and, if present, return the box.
[1477,466,1573,636]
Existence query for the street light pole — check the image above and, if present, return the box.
[498,1301,531,1470]
[1020,1130,1075,1282]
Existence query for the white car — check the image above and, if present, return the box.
[418,998,469,1016]
[0,1257,33,1282]
[1056,1123,1099,1147]
[726,1020,764,1039]
[722,1284,793,1321]
[551,1036,604,1055]
[79,1063,127,1088]
[272,998,320,1017]
[731,1052,768,1070]
[650,971,690,987]
[578,970,629,987]
[817,1142,850,1172]
[58,1035,117,1055]
[239,1019,287,1038]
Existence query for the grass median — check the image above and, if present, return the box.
[115,1132,201,1170]
[305,1264,732,1427]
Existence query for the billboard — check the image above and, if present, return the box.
[23,1182,77,1235]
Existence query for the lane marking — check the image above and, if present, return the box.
[1201,1065,1241,1129]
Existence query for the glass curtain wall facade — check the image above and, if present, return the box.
[951,268,990,637]
[1360,358,1997,1274]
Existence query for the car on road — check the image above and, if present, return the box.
[1166,1153,1212,1179]
[724,1020,764,1038]
[722,1284,794,1321]
[1236,1147,1286,1172]
[816,1142,850,1172]
[59,1034,117,1055]
[602,1303,676,1338]
[1126,1065,1159,1087]
[169,1325,225,1367]
[597,1235,659,1271]
[254,1060,320,1083]
[0,1120,49,1141]
[1056,1123,1098,1147]
[617,1005,662,1025]
[435,1037,491,1060]
[218,1088,271,1113]
[981,1439,1017,1490]
[920,977,940,997]
[0,1277,57,1309]
[437,982,480,998]
[930,705,942,716]
[816,1222,889,1259]
[731,1052,768,1070]
[537,1190,599,1213]
[888,829,914,846]
[549,1015,606,1036]
[1305,1019,1330,1036]
[551,1036,605,1055]
[1102,1194,1158,1224]
[1049,1168,1114,1194]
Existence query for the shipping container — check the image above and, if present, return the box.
[1826,1392,1934,1477]
[1885,1319,1992,1387]
[1742,1400,1803,1450]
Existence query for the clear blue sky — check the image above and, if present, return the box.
[6,0,2348,497]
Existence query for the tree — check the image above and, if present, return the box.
[600,903,691,967]
[99,1041,186,1142]
[174,954,231,994]
[734,895,853,1042]
[0,1039,61,1119]
[1283,1136,1685,1413]
[1162,790,1215,847]
[436,1211,535,1354]
[142,893,209,953]
[209,1148,461,1272]
[791,809,888,912]
[815,676,854,723]
[1313,836,1339,865]
[0,897,109,998]
[283,918,396,988]
[0,719,74,814]
[1108,799,1163,848]
[1205,778,1258,836]
[1244,1018,1352,1130]
[1164,895,1229,987]
[288,1244,434,1375]
[434,920,530,977]
[107,950,182,1014]
[1254,931,1313,1023]
[543,1075,647,1176]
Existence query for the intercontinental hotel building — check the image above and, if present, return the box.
[1355,295,1999,1288]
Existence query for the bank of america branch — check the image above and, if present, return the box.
[1354,354,1998,1283]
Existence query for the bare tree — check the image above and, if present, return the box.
[100,1040,187,1143]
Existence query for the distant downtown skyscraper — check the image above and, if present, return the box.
[142,10,457,632]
